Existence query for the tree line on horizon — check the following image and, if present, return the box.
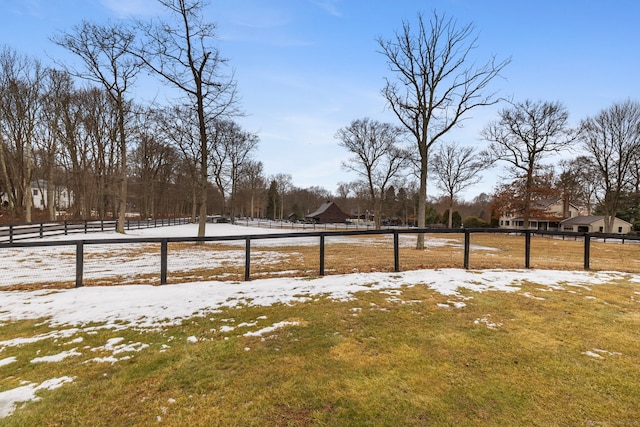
[0,2,638,235]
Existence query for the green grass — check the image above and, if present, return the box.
[1,275,639,426]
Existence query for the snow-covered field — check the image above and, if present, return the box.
[1,223,639,418]
[1,223,638,329]
[0,223,493,287]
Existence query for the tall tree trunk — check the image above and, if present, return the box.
[416,151,428,249]
[24,141,33,222]
[47,166,55,221]
[116,97,127,233]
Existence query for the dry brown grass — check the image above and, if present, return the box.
[3,232,639,290]
[4,273,639,425]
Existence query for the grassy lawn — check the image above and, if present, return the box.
[1,273,639,425]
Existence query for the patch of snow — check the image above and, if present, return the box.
[30,348,82,363]
[522,292,546,300]
[474,316,503,330]
[0,268,633,330]
[91,338,149,355]
[0,357,17,367]
[0,329,80,348]
[0,376,75,419]
[243,321,300,337]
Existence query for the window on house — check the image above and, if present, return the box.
[33,189,38,196]
[618,227,623,233]
[505,221,510,226]
[599,227,603,232]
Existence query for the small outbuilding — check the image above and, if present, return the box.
[560,215,633,234]
[305,201,350,224]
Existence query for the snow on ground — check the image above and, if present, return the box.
[0,377,75,418]
[1,267,629,329]
[0,223,495,287]
[0,222,634,329]
[0,223,638,419]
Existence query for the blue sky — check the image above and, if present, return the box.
[2,0,640,199]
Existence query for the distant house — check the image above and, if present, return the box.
[31,180,73,210]
[498,195,632,234]
[1,180,73,211]
[499,196,580,231]
[305,201,350,224]
[560,215,633,234]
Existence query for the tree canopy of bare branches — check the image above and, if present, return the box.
[52,20,141,232]
[482,99,576,227]
[335,117,408,228]
[377,10,510,248]
[0,47,45,222]
[580,99,640,232]
[430,142,487,227]
[132,0,239,237]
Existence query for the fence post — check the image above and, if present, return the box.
[393,230,400,272]
[525,231,531,269]
[75,241,84,288]
[64,220,68,235]
[9,224,13,243]
[160,240,168,285]
[319,234,325,276]
[39,223,44,238]
[245,237,251,281]
[584,234,591,270]
[464,229,470,269]
[84,221,88,234]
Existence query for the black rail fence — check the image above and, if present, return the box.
[0,217,192,243]
[1,227,638,288]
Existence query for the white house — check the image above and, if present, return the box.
[498,195,633,234]
[499,196,580,231]
[1,180,73,211]
[31,180,74,210]
[560,215,633,234]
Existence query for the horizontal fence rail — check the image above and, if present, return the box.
[0,228,638,289]
[0,217,192,244]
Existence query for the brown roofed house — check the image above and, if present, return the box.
[305,201,350,224]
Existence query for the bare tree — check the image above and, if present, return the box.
[37,69,74,220]
[0,47,44,221]
[130,107,178,219]
[209,121,259,222]
[156,105,202,222]
[482,99,576,228]
[377,10,510,248]
[270,173,293,220]
[133,0,239,237]
[53,20,140,232]
[430,142,487,227]
[557,156,599,214]
[335,117,408,228]
[55,84,90,218]
[236,160,265,219]
[580,100,640,232]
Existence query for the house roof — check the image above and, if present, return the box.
[560,215,632,226]
[306,201,335,218]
